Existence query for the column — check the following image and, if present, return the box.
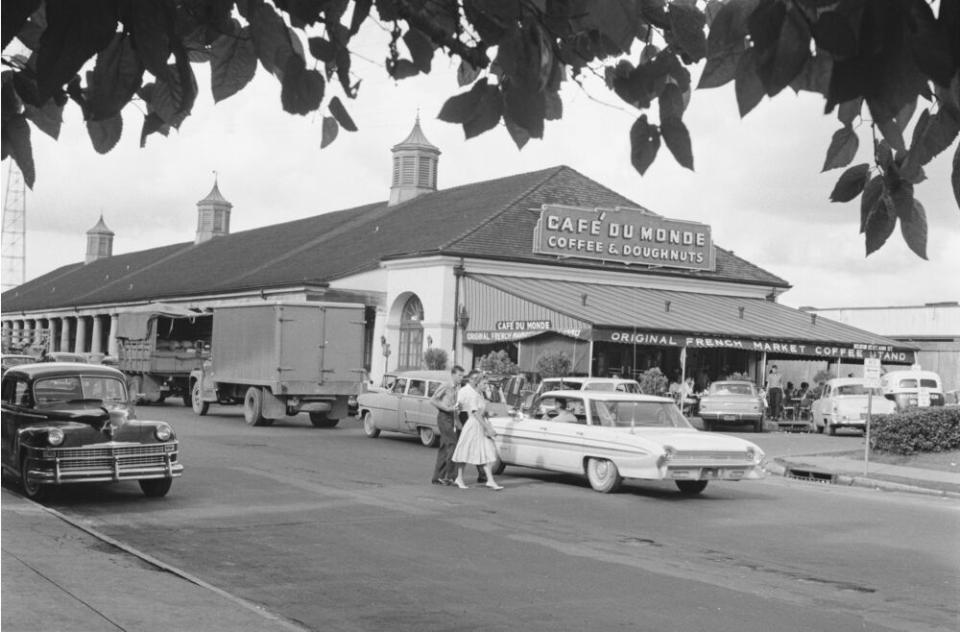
[48,318,60,351]
[108,314,119,357]
[12,321,22,350]
[2,321,11,350]
[91,315,104,357]
[60,317,72,352]
[75,316,88,354]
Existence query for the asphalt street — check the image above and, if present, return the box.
[7,404,960,632]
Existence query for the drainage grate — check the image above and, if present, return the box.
[786,468,836,483]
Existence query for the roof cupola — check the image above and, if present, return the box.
[196,175,232,244]
[85,214,114,263]
[389,116,440,206]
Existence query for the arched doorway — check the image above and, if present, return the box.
[398,295,424,369]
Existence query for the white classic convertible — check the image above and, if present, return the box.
[489,391,766,495]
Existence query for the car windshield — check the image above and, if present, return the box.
[34,375,127,408]
[590,400,692,428]
[583,382,641,393]
[709,382,755,396]
[541,379,583,391]
[836,384,881,395]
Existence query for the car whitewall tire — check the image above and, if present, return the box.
[586,458,622,493]
[362,412,380,438]
[419,426,439,447]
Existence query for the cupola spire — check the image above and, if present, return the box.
[196,172,233,244]
[389,116,440,206]
[85,213,114,263]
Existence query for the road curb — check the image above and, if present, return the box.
[771,458,960,500]
[15,494,314,632]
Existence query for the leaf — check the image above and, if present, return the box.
[822,126,858,171]
[504,117,530,150]
[211,27,257,103]
[403,28,435,74]
[88,33,145,121]
[2,0,40,50]
[812,10,857,58]
[457,60,480,87]
[697,50,742,89]
[86,113,122,154]
[658,82,685,121]
[36,0,118,100]
[899,199,927,259]
[2,114,35,188]
[388,58,420,80]
[308,37,336,62]
[877,117,905,153]
[859,176,883,233]
[349,0,372,35]
[788,53,831,95]
[503,82,544,139]
[863,189,896,256]
[829,163,870,202]
[734,49,764,117]
[463,83,502,139]
[630,114,660,175]
[23,99,63,140]
[149,63,198,128]
[328,96,357,131]
[706,0,758,57]
[667,0,707,62]
[139,111,169,148]
[249,0,294,77]
[544,90,562,121]
[837,98,862,126]
[438,83,485,124]
[126,1,174,83]
[280,56,324,116]
[320,115,338,148]
[749,2,811,97]
[661,118,693,170]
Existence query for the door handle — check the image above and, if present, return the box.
[539,426,549,431]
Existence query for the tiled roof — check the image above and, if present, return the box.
[1,166,789,313]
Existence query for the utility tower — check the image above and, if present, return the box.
[2,161,27,291]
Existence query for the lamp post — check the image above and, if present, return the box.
[456,305,469,366]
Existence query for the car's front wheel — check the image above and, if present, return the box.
[586,458,622,493]
[309,412,339,428]
[20,456,47,501]
[362,412,380,438]
[191,381,209,416]
[676,480,708,495]
[140,478,172,497]
[419,426,439,447]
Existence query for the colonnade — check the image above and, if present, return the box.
[1,313,119,358]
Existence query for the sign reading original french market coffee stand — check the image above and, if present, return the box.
[532,204,715,271]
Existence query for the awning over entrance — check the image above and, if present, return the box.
[462,275,916,363]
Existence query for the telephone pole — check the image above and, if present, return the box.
[2,161,27,291]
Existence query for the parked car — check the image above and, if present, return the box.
[810,377,896,435]
[489,390,765,495]
[42,351,88,363]
[2,354,38,374]
[358,370,453,446]
[879,369,945,411]
[537,377,642,395]
[696,380,765,432]
[0,362,183,500]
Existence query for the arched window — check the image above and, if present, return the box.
[398,295,424,370]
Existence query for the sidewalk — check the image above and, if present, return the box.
[1,488,308,632]
[768,454,960,497]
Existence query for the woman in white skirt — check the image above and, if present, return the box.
[452,373,504,490]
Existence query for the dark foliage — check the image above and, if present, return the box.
[871,407,960,455]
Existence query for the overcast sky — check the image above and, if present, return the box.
[4,25,958,310]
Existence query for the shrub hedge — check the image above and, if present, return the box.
[870,407,960,455]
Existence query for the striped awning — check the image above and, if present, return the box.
[462,275,916,363]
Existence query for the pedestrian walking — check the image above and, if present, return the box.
[452,372,504,490]
[429,365,464,486]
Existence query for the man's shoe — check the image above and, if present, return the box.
[439,478,454,486]
[431,478,444,485]
[476,476,488,484]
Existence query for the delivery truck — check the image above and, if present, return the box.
[115,304,211,405]
[189,302,365,427]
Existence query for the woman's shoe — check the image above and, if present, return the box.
[454,479,469,489]
[485,483,504,491]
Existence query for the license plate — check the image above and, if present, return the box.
[701,468,718,479]
[722,414,737,421]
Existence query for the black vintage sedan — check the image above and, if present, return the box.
[1,362,183,500]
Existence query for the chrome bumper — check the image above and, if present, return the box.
[24,442,183,486]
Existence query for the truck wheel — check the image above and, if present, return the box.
[191,381,209,416]
[243,387,269,426]
[309,412,339,428]
[362,412,380,438]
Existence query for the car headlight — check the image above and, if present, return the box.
[746,447,763,463]
[155,423,173,441]
[47,428,65,446]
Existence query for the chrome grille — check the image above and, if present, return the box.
[672,450,750,462]
[50,444,171,459]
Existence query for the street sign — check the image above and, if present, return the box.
[863,357,881,388]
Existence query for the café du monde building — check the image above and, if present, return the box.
[1,120,914,386]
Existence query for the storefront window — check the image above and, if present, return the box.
[398,295,424,369]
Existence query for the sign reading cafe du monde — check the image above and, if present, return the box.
[532,204,714,271]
